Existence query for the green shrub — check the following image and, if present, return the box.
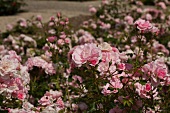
[0,0,25,15]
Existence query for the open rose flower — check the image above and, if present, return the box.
[70,43,102,67]
[134,19,152,31]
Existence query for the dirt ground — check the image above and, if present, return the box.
[0,0,100,32]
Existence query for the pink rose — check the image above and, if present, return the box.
[117,63,125,70]
[71,43,102,67]
[57,39,65,46]
[145,13,152,21]
[60,34,66,39]
[50,16,55,21]
[36,15,42,21]
[97,62,109,73]
[65,38,71,44]
[102,0,109,5]
[157,2,167,9]
[89,6,97,14]
[17,91,25,100]
[38,95,52,106]
[72,75,83,83]
[124,15,134,25]
[110,76,123,90]
[47,36,56,43]
[56,97,65,109]
[134,19,152,31]
[145,83,151,92]
[155,68,167,79]
[101,83,111,96]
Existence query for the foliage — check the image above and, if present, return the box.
[0,0,25,15]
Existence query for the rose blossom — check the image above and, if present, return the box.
[134,82,152,99]
[56,97,65,109]
[89,6,97,14]
[76,30,95,44]
[57,39,65,46]
[145,83,151,92]
[117,63,125,70]
[36,15,42,21]
[124,15,134,25]
[6,24,13,31]
[25,56,56,75]
[145,13,152,21]
[97,62,109,73]
[102,0,109,5]
[155,67,167,79]
[47,36,56,43]
[65,38,71,44]
[101,83,112,95]
[157,2,167,9]
[71,43,102,67]
[134,19,152,31]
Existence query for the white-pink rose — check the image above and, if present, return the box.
[71,43,102,67]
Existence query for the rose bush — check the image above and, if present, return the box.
[0,0,169,112]
[0,0,25,16]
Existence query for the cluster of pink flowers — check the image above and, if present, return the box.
[142,58,169,86]
[102,76,123,95]
[97,42,127,75]
[157,2,167,9]
[46,32,71,46]
[99,22,111,30]
[69,0,170,112]
[0,51,30,101]
[69,75,83,88]
[25,56,56,75]
[18,18,28,28]
[124,15,134,25]
[152,40,169,55]
[134,82,157,99]
[3,34,37,56]
[8,90,65,113]
[38,90,64,111]
[74,29,96,44]
[0,0,169,112]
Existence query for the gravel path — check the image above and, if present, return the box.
[0,0,100,32]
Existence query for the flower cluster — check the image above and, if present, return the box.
[0,51,30,103]
[38,90,64,112]
[8,90,64,113]
[26,56,56,75]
